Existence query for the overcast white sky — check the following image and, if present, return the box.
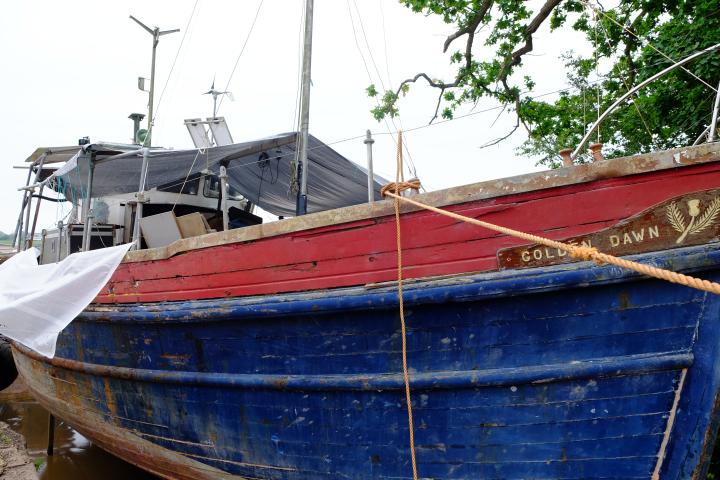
[0,0,586,234]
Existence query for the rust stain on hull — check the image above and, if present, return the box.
[692,392,720,479]
[13,351,236,480]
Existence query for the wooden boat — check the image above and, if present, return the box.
[11,141,720,479]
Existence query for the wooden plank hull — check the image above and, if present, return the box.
[14,144,720,478]
[13,244,720,478]
[99,151,720,304]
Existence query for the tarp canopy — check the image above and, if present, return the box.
[51,133,383,216]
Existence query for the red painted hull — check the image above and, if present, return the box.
[99,160,720,304]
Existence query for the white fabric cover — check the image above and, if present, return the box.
[0,244,131,358]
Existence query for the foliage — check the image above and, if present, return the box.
[0,231,11,242]
[370,0,720,166]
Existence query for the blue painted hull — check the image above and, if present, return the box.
[13,243,720,479]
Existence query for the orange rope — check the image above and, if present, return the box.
[381,186,720,296]
[392,132,419,480]
[383,154,715,480]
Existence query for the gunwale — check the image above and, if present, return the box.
[124,142,720,264]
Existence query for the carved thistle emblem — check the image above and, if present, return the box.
[666,197,720,244]
[497,189,720,270]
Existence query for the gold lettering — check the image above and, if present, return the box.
[532,249,543,260]
[521,251,531,262]
[623,233,632,245]
[545,248,555,259]
[649,225,659,239]
[558,249,567,257]
[631,230,645,242]
[610,235,620,247]
[581,240,592,248]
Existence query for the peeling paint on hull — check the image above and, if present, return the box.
[15,144,720,478]
[13,244,720,479]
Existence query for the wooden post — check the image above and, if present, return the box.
[46,413,55,456]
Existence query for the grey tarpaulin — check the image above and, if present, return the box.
[51,132,384,217]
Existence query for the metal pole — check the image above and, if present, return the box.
[219,165,229,231]
[79,153,92,223]
[130,16,179,147]
[708,79,720,143]
[47,414,55,456]
[364,130,375,202]
[81,156,94,252]
[38,229,48,264]
[296,0,314,216]
[22,191,33,250]
[131,148,150,249]
[56,221,64,263]
[21,153,48,250]
[27,184,45,248]
[572,42,720,159]
[147,30,158,146]
[82,209,94,252]
[13,162,35,248]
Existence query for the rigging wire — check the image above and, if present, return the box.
[595,12,653,141]
[149,79,623,194]
[216,0,265,115]
[352,0,419,178]
[171,149,204,212]
[677,92,717,142]
[291,1,306,131]
[143,55,712,195]
[582,0,717,93]
[378,0,393,89]
[372,1,420,184]
[352,0,386,91]
[346,1,419,179]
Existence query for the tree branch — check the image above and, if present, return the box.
[394,73,457,123]
[479,116,520,149]
[497,0,564,84]
[443,0,495,73]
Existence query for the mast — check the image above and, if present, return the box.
[296,0,314,216]
[130,16,179,147]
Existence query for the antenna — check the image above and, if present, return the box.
[130,15,180,147]
[203,77,234,145]
[204,77,234,119]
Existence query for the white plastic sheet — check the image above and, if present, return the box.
[0,243,131,358]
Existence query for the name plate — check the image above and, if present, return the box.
[497,189,720,269]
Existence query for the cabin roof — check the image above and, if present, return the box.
[46,132,383,217]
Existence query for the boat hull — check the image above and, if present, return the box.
[14,244,720,479]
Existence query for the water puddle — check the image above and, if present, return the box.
[0,397,156,479]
